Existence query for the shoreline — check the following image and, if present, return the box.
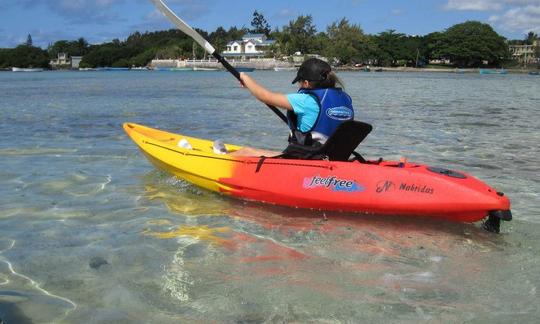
[1,66,538,74]
[335,66,539,74]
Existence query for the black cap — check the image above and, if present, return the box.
[291,58,332,84]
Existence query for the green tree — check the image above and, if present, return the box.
[26,34,33,47]
[525,31,538,45]
[325,18,373,65]
[0,45,49,68]
[373,30,407,66]
[251,11,271,36]
[76,37,89,55]
[0,49,11,68]
[281,15,317,55]
[209,26,228,53]
[48,38,90,58]
[226,26,248,42]
[423,31,446,62]
[437,21,509,67]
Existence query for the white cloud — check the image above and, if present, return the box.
[503,0,540,5]
[444,0,540,35]
[444,0,502,11]
[490,5,540,34]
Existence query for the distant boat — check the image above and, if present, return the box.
[273,67,296,71]
[374,68,383,72]
[12,67,44,72]
[479,68,507,75]
[455,69,466,74]
[94,67,129,71]
[235,67,255,72]
[130,66,149,71]
[104,67,130,71]
[169,67,193,71]
[193,67,220,71]
[154,67,192,71]
[529,71,539,76]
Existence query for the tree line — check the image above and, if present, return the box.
[1,11,536,69]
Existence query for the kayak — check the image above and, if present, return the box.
[123,123,512,232]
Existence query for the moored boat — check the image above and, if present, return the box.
[193,67,220,71]
[123,122,512,232]
[169,67,193,71]
[12,67,44,72]
[479,68,507,75]
[273,67,296,71]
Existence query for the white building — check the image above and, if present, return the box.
[509,40,538,64]
[222,34,275,59]
[50,53,84,69]
[71,56,82,69]
[50,53,70,67]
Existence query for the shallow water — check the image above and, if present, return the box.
[0,70,539,323]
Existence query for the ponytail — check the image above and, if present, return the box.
[308,71,345,89]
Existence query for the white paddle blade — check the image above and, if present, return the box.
[149,0,216,54]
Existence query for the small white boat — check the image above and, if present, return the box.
[273,67,296,71]
[12,67,44,72]
[193,67,220,71]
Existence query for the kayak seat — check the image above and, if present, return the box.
[281,120,372,161]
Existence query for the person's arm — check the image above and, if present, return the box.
[239,73,292,110]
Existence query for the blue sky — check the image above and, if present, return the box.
[1,0,539,48]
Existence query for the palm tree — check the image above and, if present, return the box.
[525,31,538,45]
[77,37,89,55]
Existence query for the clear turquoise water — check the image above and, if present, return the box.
[0,70,539,323]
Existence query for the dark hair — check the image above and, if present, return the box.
[306,71,344,89]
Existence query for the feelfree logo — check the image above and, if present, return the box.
[303,175,364,192]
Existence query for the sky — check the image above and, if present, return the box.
[0,0,539,48]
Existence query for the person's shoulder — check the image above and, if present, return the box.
[287,93,318,112]
[287,93,316,103]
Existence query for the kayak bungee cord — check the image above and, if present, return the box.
[149,0,288,124]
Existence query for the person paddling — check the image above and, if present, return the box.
[218,58,355,157]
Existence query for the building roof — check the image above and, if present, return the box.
[226,39,275,46]
[243,33,266,39]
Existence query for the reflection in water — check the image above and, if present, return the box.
[142,175,227,216]
[144,225,230,246]
[139,174,517,321]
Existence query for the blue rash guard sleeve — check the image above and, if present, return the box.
[286,93,319,132]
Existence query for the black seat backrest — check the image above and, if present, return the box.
[321,120,372,161]
[280,120,372,161]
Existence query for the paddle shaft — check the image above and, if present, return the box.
[150,0,287,124]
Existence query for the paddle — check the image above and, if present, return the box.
[150,0,288,124]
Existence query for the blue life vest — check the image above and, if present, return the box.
[287,88,354,145]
